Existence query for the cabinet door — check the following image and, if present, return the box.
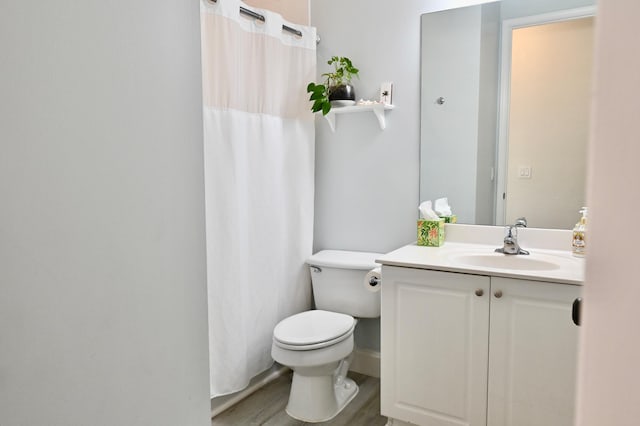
[381,266,490,426]
[487,278,581,426]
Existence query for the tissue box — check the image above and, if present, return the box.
[440,215,457,224]
[417,218,445,246]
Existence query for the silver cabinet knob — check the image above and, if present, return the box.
[475,289,484,297]
[494,290,503,298]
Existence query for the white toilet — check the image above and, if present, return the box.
[271,249,382,423]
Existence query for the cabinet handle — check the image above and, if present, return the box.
[494,290,503,298]
[572,297,582,326]
[475,289,484,297]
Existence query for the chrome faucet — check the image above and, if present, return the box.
[495,224,530,255]
[515,216,527,228]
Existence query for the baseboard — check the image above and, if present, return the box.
[211,365,290,419]
[349,348,380,378]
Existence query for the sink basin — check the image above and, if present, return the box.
[450,253,561,271]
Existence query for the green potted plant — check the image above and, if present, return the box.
[307,56,360,115]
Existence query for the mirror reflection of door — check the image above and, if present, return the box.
[502,16,594,229]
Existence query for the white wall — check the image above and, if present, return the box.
[576,1,640,424]
[0,2,210,425]
[244,0,310,25]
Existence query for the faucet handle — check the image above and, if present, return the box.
[515,217,527,228]
[498,224,529,255]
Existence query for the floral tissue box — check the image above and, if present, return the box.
[417,218,445,247]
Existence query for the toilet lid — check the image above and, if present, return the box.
[307,250,382,270]
[273,310,355,347]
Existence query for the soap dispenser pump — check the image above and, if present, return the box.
[572,207,587,257]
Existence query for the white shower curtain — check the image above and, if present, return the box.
[200,0,316,397]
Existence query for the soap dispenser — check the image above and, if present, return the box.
[572,207,587,257]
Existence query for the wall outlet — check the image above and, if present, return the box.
[380,82,393,105]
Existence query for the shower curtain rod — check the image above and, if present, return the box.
[209,0,303,38]
[239,6,303,37]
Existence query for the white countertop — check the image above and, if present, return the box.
[376,225,585,285]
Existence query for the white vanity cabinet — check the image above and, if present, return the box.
[381,266,491,426]
[381,266,581,426]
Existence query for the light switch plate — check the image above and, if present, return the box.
[380,82,393,105]
[518,166,532,179]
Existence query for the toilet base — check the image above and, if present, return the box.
[285,373,359,423]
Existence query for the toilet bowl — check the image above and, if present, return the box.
[272,310,358,422]
[271,250,382,423]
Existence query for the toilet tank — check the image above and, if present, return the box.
[307,250,382,318]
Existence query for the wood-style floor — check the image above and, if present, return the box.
[212,371,387,426]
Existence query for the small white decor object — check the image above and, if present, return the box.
[380,81,393,105]
[357,99,383,106]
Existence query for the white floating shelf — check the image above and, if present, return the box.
[321,104,395,132]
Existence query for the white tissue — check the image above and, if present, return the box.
[419,200,440,220]
[364,267,381,293]
[434,197,452,216]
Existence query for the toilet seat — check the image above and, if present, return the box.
[273,310,355,351]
